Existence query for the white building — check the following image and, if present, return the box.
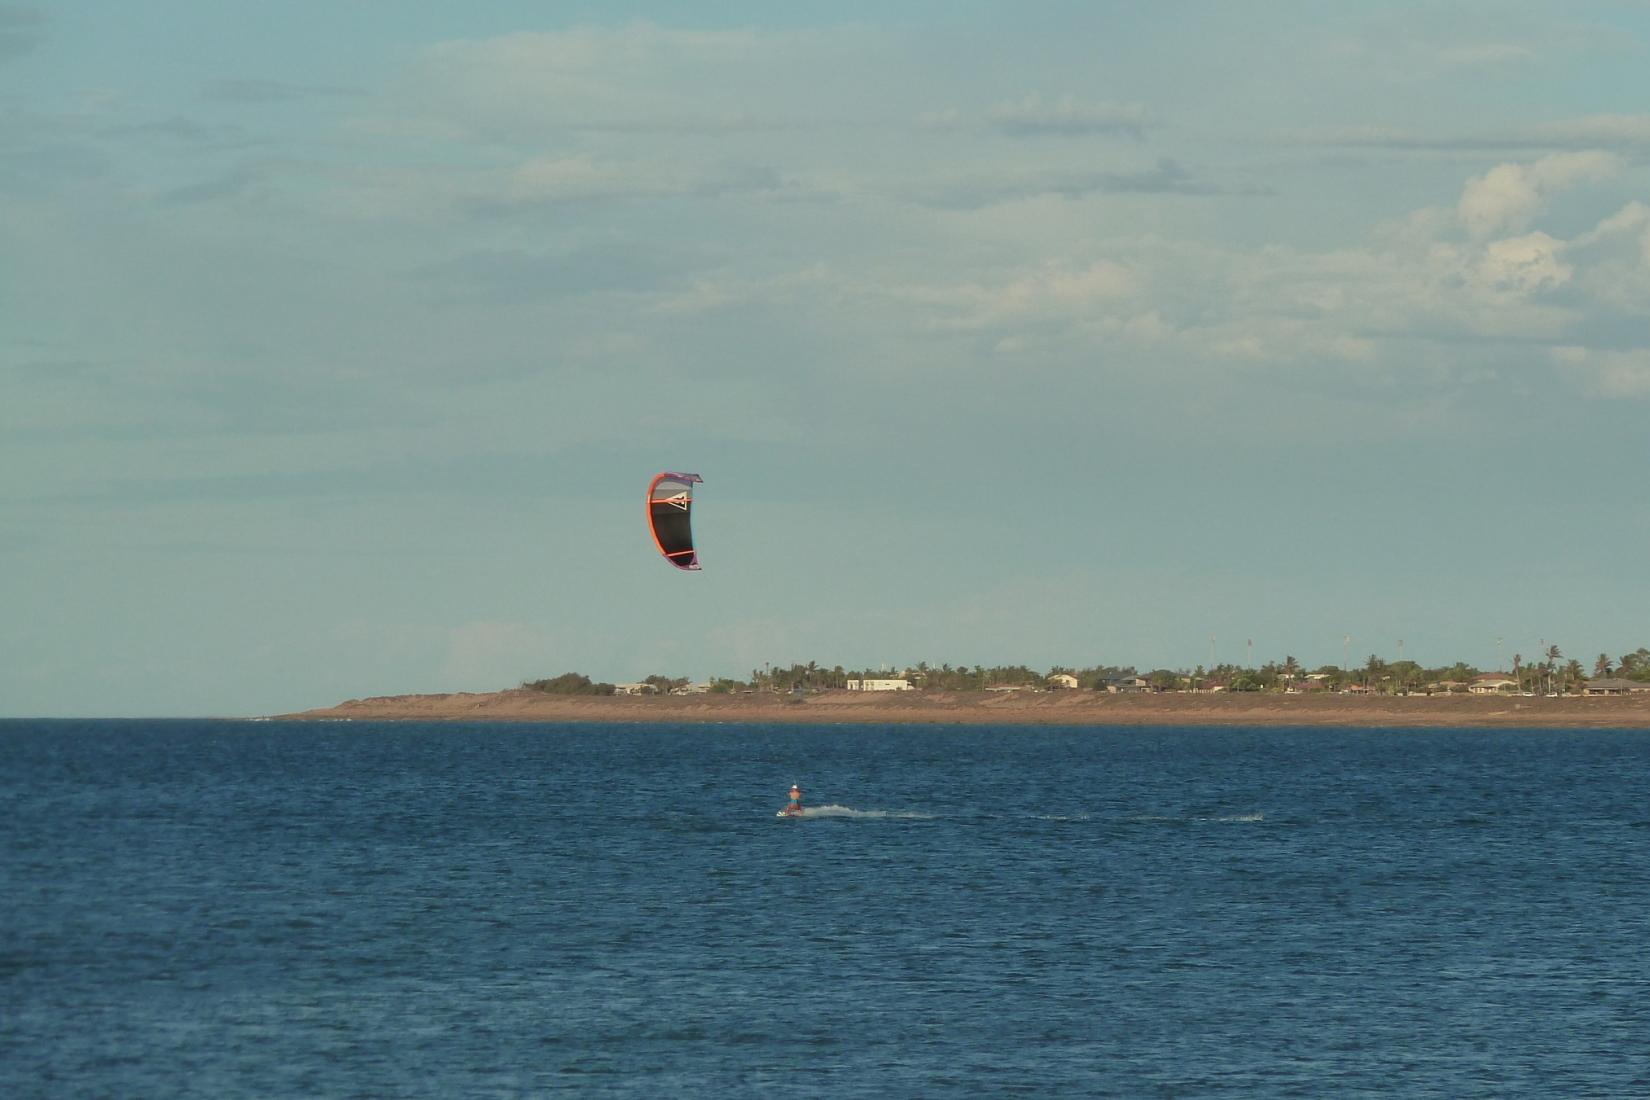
[1047,673,1080,690]
[846,678,912,692]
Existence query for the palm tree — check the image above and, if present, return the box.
[1512,653,1523,693]
[1545,646,1561,695]
[1595,654,1613,679]
[1564,659,1584,694]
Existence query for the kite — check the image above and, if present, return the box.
[646,472,702,570]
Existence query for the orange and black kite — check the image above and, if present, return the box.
[646,472,702,571]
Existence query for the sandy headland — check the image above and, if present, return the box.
[279,689,1650,728]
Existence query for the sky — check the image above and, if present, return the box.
[3,2,1649,716]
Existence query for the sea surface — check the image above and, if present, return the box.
[3,720,1648,1098]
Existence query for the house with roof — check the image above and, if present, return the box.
[1582,677,1650,695]
[1046,673,1080,690]
[1469,674,1518,695]
[1103,671,1151,693]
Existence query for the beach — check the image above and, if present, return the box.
[281,688,1650,727]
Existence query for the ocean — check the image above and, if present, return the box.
[3,720,1648,1097]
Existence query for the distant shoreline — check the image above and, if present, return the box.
[278,689,1650,728]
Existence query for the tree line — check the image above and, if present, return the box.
[524,646,1650,697]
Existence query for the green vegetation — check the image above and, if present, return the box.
[522,673,615,696]
[526,645,1650,698]
[1618,648,1650,678]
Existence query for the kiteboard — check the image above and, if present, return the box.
[776,808,803,819]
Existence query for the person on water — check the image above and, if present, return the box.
[784,783,803,816]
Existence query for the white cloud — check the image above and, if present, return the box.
[1118,309,1174,344]
[658,164,1614,375]
[1572,199,1650,250]
[1552,346,1650,398]
[1457,151,1621,238]
[1470,232,1572,293]
[325,83,1650,401]
[1570,201,1650,315]
[1142,226,1578,363]
[893,260,1135,329]
[650,263,836,317]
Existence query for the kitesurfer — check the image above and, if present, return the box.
[784,783,803,817]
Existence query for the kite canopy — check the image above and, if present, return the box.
[647,472,703,570]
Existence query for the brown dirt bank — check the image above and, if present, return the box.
[278,689,1650,728]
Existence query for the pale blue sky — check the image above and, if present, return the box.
[4,2,1648,716]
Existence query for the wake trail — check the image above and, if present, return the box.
[794,804,936,820]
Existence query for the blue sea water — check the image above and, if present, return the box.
[3,720,1648,1098]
